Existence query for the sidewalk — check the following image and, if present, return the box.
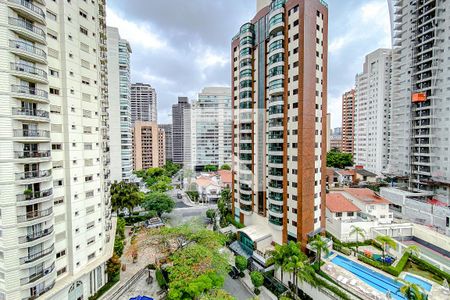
[240,270,277,300]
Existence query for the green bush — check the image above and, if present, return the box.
[410,255,450,282]
[186,191,199,201]
[235,255,248,274]
[88,274,120,300]
[226,214,245,229]
[316,271,352,300]
[116,217,126,239]
[357,252,409,277]
[156,268,167,289]
[114,238,124,257]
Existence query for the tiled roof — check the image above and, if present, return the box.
[326,192,361,213]
[217,170,232,184]
[344,188,390,205]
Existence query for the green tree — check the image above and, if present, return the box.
[219,164,231,170]
[235,255,247,276]
[206,209,217,224]
[403,245,420,257]
[110,181,143,213]
[267,242,290,282]
[204,164,218,172]
[250,271,264,295]
[218,188,231,225]
[349,225,366,255]
[200,289,235,300]
[148,176,173,193]
[399,280,425,300]
[143,192,175,217]
[375,235,397,263]
[163,160,181,177]
[326,149,353,169]
[106,253,121,279]
[309,235,330,266]
[283,242,316,296]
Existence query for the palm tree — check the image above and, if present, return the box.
[375,235,397,263]
[309,235,330,267]
[267,243,290,282]
[284,242,316,298]
[403,245,420,257]
[349,226,366,255]
[398,280,425,300]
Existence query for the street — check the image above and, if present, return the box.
[223,275,253,300]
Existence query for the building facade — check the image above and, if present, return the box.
[132,122,165,171]
[186,87,232,171]
[107,27,133,182]
[354,49,392,175]
[341,89,355,154]
[130,83,157,124]
[388,0,450,202]
[330,127,342,151]
[158,124,173,162]
[0,1,113,299]
[231,0,328,253]
[172,96,190,165]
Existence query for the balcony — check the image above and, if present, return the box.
[15,150,51,161]
[12,108,49,122]
[19,244,54,264]
[268,13,284,35]
[20,263,54,286]
[9,40,47,64]
[11,85,48,103]
[13,129,50,141]
[19,226,54,245]
[8,17,46,44]
[8,0,45,24]
[16,188,52,203]
[10,62,48,83]
[17,207,53,223]
[268,216,283,230]
[16,169,51,183]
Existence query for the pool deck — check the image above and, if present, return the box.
[322,253,449,300]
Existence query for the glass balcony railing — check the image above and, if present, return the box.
[20,263,54,286]
[11,85,48,99]
[9,0,45,18]
[269,216,283,226]
[268,192,283,201]
[17,188,52,202]
[19,225,54,244]
[12,108,49,119]
[13,129,50,138]
[19,244,54,264]
[269,204,283,214]
[9,40,46,58]
[16,169,51,181]
[17,207,53,223]
[8,17,45,38]
[15,150,51,160]
[10,62,47,79]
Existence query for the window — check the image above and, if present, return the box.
[50,87,60,95]
[88,252,96,260]
[347,212,354,217]
[81,77,90,85]
[52,143,62,150]
[47,10,57,21]
[80,26,88,35]
[54,179,63,187]
[56,249,66,258]
[54,197,64,205]
[85,175,93,182]
[79,9,87,18]
[336,212,342,217]
[57,267,67,276]
[49,69,59,77]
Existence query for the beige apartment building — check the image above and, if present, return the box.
[132,122,165,171]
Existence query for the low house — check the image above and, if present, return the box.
[354,168,378,183]
[195,176,221,203]
[343,188,393,224]
[217,170,232,188]
[335,169,355,186]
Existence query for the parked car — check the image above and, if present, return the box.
[177,192,182,199]
[228,266,239,279]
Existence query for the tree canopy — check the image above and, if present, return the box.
[204,164,218,172]
[219,164,231,170]
[143,192,175,217]
[110,181,144,213]
[326,149,353,169]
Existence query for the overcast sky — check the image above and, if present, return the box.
[106,0,391,127]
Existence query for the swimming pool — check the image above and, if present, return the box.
[331,255,419,300]
[403,274,432,292]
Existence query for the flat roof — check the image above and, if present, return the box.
[238,225,272,242]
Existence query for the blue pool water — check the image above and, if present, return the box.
[331,255,421,300]
[403,274,432,292]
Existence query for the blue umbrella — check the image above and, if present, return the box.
[129,296,154,300]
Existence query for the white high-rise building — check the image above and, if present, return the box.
[131,83,157,124]
[354,48,392,175]
[186,87,232,170]
[107,27,133,182]
[388,0,450,202]
[0,1,113,299]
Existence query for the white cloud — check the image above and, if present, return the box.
[106,7,167,50]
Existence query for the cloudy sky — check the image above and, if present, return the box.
[106,0,391,127]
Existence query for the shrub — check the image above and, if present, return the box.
[186,191,199,201]
[316,271,352,300]
[250,271,264,294]
[235,255,248,275]
[88,274,120,300]
[156,268,167,289]
[357,252,409,277]
[410,255,450,282]
[226,214,245,229]
[114,238,125,257]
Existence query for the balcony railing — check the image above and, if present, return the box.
[19,244,54,264]
[17,188,52,202]
[13,129,50,138]
[8,0,45,18]
[15,150,51,159]
[17,207,53,223]
[19,225,54,244]
[20,262,54,286]
[10,62,47,79]
[16,169,51,181]
[12,108,49,119]
[9,40,46,58]
[8,17,45,38]
[11,85,48,99]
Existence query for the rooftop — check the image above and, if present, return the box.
[355,169,377,177]
[344,188,390,205]
[217,170,232,184]
[326,193,361,213]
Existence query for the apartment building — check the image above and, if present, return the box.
[341,89,355,154]
[354,49,392,175]
[107,27,133,182]
[158,124,173,162]
[388,0,450,203]
[172,96,190,165]
[130,83,157,124]
[186,87,232,171]
[330,127,343,151]
[132,122,165,171]
[231,0,328,259]
[0,1,113,299]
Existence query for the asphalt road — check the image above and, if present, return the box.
[223,275,253,300]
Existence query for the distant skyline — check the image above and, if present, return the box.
[106,0,391,126]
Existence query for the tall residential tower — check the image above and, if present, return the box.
[231,0,328,256]
[341,89,355,154]
[172,97,191,165]
[107,27,133,182]
[130,83,157,124]
[0,1,113,299]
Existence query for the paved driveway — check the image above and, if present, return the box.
[223,275,253,300]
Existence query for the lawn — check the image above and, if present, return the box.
[403,261,443,285]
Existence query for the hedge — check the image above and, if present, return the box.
[332,243,352,256]
[225,214,245,229]
[186,191,199,202]
[88,274,120,300]
[156,268,167,289]
[316,272,352,300]
[358,252,410,277]
[123,211,157,225]
[410,255,450,283]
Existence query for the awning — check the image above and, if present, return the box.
[129,296,154,300]
[229,241,251,259]
[237,225,271,243]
